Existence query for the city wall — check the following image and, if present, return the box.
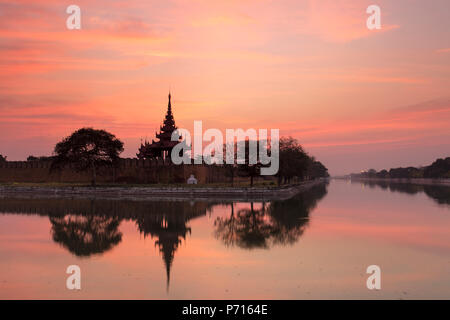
[0,159,227,184]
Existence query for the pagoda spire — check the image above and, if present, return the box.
[136,91,180,160]
[168,91,172,114]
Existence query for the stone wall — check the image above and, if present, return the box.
[0,158,228,184]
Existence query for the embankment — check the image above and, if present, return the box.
[0,179,327,202]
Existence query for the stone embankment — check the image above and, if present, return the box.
[0,179,327,202]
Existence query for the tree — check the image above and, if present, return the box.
[424,157,450,179]
[0,154,6,162]
[51,128,124,186]
[278,137,311,185]
[307,160,329,179]
[389,167,422,179]
[222,142,237,186]
[236,140,262,187]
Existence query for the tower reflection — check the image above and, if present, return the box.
[0,185,329,290]
[133,202,213,290]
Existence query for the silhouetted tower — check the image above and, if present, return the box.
[137,92,181,160]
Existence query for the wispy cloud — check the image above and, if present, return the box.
[436,48,450,54]
[284,98,450,149]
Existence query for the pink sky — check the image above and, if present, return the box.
[0,0,449,174]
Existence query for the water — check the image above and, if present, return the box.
[0,180,449,299]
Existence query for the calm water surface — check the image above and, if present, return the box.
[0,180,449,299]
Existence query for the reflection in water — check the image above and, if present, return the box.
[0,184,327,290]
[352,180,450,205]
[133,202,213,290]
[214,183,328,249]
[2,181,450,299]
[50,215,122,257]
[0,197,217,290]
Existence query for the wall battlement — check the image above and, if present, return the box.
[0,159,227,184]
[0,158,178,169]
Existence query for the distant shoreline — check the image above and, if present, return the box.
[347,177,450,187]
[0,179,327,202]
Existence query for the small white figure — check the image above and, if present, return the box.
[187,174,198,184]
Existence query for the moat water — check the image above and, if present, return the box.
[0,180,449,299]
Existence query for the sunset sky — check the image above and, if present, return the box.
[0,0,449,174]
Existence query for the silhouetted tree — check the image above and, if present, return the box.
[376,169,389,178]
[51,128,124,186]
[389,167,422,179]
[307,159,329,179]
[278,137,311,185]
[424,157,450,179]
[353,157,450,180]
[236,140,262,187]
[238,163,261,187]
[0,154,6,162]
[222,142,237,186]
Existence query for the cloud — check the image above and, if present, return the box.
[0,94,88,111]
[284,98,450,149]
[298,0,399,43]
[391,97,450,114]
[0,0,448,171]
[436,48,450,54]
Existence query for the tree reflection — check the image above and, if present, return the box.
[353,180,450,205]
[214,203,272,249]
[423,186,450,205]
[49,215,122,257]
[0,188,330,291]
[214,183,328,249]
[0,197,214,290]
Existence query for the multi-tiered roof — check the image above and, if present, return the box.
[137,93,181,160]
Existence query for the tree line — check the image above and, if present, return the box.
[1,127,329,186]
[352,157,450,180]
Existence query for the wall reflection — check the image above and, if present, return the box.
[0,184,328,290]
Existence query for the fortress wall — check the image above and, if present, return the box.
[0,159,228,184]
